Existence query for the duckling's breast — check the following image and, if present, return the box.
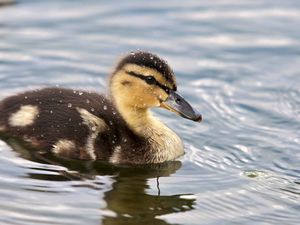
[107,117,184,164]
[143,119,184,163]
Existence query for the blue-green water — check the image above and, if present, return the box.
[0,0,300,224]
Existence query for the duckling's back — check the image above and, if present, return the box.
[0,87,144,161]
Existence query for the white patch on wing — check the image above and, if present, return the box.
[77,107,107,131]
[77,107,108,160]
[85,132,98,160]
[9,105,39,127]
[0,125,6,131]
[109,145,122,164]
[52,139,75,155]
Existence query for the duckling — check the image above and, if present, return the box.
[0,51,201,164]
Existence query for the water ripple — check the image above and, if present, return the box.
[1,0,300,224]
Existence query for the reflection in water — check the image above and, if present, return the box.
[4,138,195,225]
[101,162,195,225]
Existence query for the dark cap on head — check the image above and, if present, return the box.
[115,51,176,89]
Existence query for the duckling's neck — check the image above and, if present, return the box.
[118,106,152,134]
[113,103,157,135]
[116,104,184,162]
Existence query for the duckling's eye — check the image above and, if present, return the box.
[145,76,156,85]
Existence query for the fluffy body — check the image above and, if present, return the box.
[0,51,200,164]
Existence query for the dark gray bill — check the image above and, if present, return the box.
[160,91,202,122]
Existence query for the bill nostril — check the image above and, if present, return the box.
[175,98,181,104]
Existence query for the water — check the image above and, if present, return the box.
[0,0,300,224]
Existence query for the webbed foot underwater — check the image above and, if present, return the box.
[0,51,201,164]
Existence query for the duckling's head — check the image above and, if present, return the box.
[110,51,202,122]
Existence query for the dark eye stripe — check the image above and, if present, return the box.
[126,71,170,94]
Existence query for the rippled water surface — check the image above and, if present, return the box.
[0,0,300,224]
